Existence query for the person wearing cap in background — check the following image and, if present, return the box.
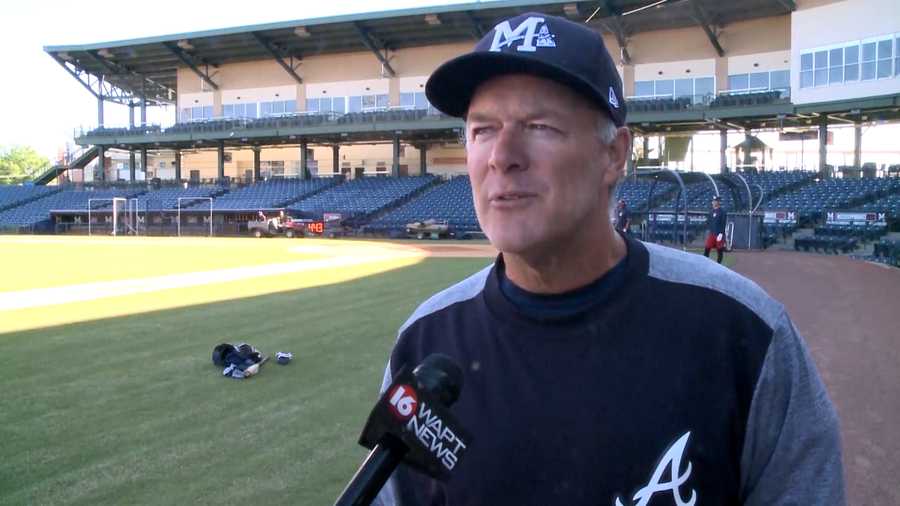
[704,195,728,264]
[614,198,630,235]
[374,12,844,506]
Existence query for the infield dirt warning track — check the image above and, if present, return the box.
[732,251,900,506]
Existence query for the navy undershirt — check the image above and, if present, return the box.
[498,250,629,320]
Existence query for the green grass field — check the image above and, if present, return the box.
[0,235,733,505]
[0,236,490,505]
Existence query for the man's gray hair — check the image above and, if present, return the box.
[596,114,618,146]
[597,114,626,204]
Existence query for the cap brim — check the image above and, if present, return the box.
[426,51,611,120]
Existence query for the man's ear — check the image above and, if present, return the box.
[603,127,631,188]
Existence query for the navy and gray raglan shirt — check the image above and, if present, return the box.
[374,235,845,506]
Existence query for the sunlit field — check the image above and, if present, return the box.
[0,235,491,505]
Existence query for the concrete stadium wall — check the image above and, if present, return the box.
[622,15,789,93]
[728,50,792,75]
[173,14,795,112]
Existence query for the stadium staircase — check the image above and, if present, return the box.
[33,146,99,185]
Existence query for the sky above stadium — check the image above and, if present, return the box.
[0,0,897,168]
[0,0,475,160]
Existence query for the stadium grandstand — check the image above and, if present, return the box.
[0,0,896,261]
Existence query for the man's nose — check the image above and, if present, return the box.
[488,126,528,173]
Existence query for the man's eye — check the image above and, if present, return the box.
[471,127,493,137]
[528,123,555,132]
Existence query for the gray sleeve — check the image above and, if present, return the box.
[740,310,846,505]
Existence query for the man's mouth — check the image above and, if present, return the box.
[491,191,536,202]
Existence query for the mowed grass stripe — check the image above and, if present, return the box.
[1,240,428,334]
[0,236,413,292]
[0,257,490,506]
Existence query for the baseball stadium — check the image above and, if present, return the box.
[1,0,899,504]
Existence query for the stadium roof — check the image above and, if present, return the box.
[44,0,794,106]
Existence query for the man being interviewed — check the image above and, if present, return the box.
[373,12,845,506]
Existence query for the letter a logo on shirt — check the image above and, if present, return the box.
[489,17,555,53]
[614,431,697,506]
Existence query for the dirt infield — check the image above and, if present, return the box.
[732,251,900,506]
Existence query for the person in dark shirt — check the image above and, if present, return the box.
[704,196,728,263]
[614,199,630,234]
[373,12,844,506]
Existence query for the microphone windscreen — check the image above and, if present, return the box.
[413,354,463,407]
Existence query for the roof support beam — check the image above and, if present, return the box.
[50,55,138,106]
[250,32,303,84]
[86,50,131,83]
[690,0,725,57]
[602,0,632,65]
[608,21,632,65]
[163,41,219,90]
[464,11,486,40]
[82,56,146,104]
[50,55,99,99]
[86,50,175,100]
[826,114,856,125]
[775,0,796,11]
[353,22,396,77]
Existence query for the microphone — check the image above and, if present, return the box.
[334,354,470,506]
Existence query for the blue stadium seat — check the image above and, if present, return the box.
[0,187,145,230]
[288,175,437,224]
[189,178,338,211]
[0,185,61,212]
[367,176,479,234]
[767,175,900,220]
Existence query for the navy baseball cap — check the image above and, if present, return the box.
[425,12,626,126]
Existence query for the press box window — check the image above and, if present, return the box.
[800,53,813,88]
[634,81,653,97]
[829,48,843,84]
[653,80,674,96]
[749,72,769,90]
[845,45,860,82]
[895,37,900,77]
[770,70,790,92]
[877,39,893,78]
[862,42,876,80]
[814,50,828,86]
[694,78,714,98]
[673,79,693,98]
[728,74,749,90]
[348,96,362,113]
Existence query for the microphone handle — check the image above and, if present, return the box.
[334,434,408,506]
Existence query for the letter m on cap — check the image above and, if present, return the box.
[489,17,547,53]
